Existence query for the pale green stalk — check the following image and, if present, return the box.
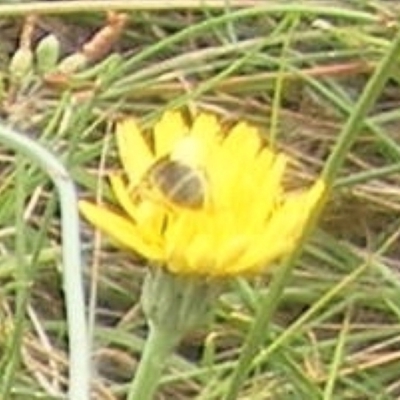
[224,24,400,400]
[127,323,180,400]
[0,124,90,400]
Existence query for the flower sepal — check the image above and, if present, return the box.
[141,266,222,334]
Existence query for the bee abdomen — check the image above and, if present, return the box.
[150,159,205,208]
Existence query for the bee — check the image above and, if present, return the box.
[133,137,208,209]
[145,157,207,209]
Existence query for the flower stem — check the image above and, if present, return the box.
[129,269,220,399]
[127,322,180,400]
[0,123,89,400]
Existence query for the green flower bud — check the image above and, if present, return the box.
[36,34,60,74]
[9,48,33,83]
[57,53,87,74]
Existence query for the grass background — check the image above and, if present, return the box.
[1,1,400,399]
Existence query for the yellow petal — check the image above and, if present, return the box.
[116,118,154,185]
[223,121,261,163]
[79,200,163,259]
[163,209,216,273]
[233,238,292,276]
[110,174,138,222]
[215,235,250,276]
[208,121,261,210]
[207,147,235,208]
[308,179,327,207]
[164,211,196,256]
[190,113,222,144]
[153,111,188,158]
[235,237,288,276]
[173,233,213,275]
[237,181,325,271]
[134,201,168,241]
[110,174,168,244]
[249,153,287,223]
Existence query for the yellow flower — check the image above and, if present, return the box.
[80,111,324,277]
